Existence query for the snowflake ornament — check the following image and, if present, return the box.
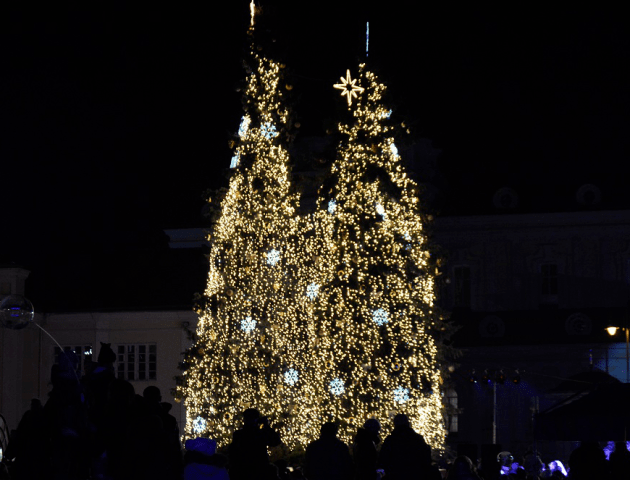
[328,199,337,214]
[261,122,279,139]
[266,249,281,266]
[333,70,365,106]
[390,143,399,157]
[372,308,389,326]
[240,316,257,333]
[393,386,410,404]
[192,416,207,434]
[306,283,320,300]
[238,115,251,138]
[330,378,345,396]
[230,153,240,169]
[284,368,299,386]
[375,203,386,219]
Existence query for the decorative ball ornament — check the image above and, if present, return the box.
[392,363,401,371]
[0,295,35,330]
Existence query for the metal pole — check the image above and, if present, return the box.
[493,381,497,445]
[625,328,629,384]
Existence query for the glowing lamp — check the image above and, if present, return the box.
[607,326,619,336]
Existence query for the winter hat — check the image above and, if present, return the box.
[185,437,217,457]
[364,418,381,433]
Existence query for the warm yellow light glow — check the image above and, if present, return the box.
[607,326,620,336]
[333,69,365,106]
[179,19,448,455]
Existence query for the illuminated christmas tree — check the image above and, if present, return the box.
[310,63,447,451]
[178,6,321,450]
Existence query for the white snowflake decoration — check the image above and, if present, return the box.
[403,232,411,241]
[266,249,281,266]
[240,316,257,333]
[192,416,207,434]
[372,308,389,326]
[384,109,393,119]
[375,203,386,218]
[390,143,399,157]
[284,368,299,386]
[393,386,410,404]
[330,378,345,396]
[261,122,279,139]
[328,199,337,214]
[306,283,320,300]
[238,115,251,138]
[230,153,240,169]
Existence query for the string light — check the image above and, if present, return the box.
[179,16,447,454]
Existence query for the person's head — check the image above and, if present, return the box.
[364,418,381,433]
[393,413,410,428]
[243,408,260,426]
[452,455,475,473]
[320,422,339,438]
[143,385,162,403]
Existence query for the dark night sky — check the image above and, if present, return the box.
[1,3,629,308]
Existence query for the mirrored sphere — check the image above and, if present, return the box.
[0,295,35,330]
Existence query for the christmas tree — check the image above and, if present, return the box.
[178,5,321,450]
[310,63,447,450]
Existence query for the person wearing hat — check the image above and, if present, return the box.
[184,437,229,480]
[378,414,434,480]
[228,408,281,480]
[353,418,382,480]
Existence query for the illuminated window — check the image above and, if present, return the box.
[445,388,458,433]
[453,266,471,308]
[117,344,156,381]
[53,345,93,377]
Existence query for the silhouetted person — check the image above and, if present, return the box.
[378,413,432,480]
[228,408,281,480]
[44,351,90,479]
[568,441,609,480]
[7,398,50,479]
[609,442,630,479]
[184,437,229,480]
[143,386,183,478]
[304,422,353,480]
[353,418,381,480]
[446,456,483,480]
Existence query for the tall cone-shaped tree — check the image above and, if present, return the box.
[178,10,320,450]
[311,63,447,451]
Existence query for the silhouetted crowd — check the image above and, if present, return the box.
[2,345,630,479]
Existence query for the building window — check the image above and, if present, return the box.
[53,345,93,377]
[453,266,471,308]
[445,388,459,433]
[541,263,558,295]
[117,344,157,381]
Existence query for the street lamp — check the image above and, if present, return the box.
[606,325,630,383]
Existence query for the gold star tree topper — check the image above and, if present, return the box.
[334,69,365,106]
